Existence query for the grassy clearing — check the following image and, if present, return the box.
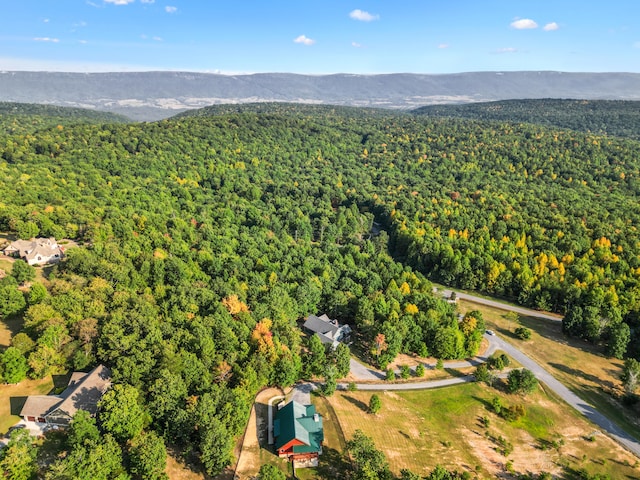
[457,299,640,441]
[0,313,23,348]
[165,446,209,480]
[0,377,54,434]
[0,258,13,273]
[328,382,639,479]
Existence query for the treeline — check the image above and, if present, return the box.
[413,99,640,141]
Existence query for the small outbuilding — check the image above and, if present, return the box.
[303,313,351,348]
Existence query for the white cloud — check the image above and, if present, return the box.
[43,18,50,23]
[543,22,559,31]
[104,0,135,4]
[153,36,162,41]
[496,47,517,53]
[510,18,538,29]
[349,9,379,22]
[294,35,315,46]
[33,37,60,43]
[141,0,155,3]
[165,6,177,13]
[79,40,88,44]
[634,41,640,49]
[352,42,362,48]
[438,43,449,49]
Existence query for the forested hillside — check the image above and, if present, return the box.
[1,104,640,475]
[0,102,129,137]
[413,99,640,140]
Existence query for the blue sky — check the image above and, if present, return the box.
[1,1,639,74]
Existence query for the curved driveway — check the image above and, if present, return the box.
[345,296,640,458]
[493,335,640,458]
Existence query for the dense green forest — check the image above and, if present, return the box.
[413,99,640,141]
[1,102,640,476]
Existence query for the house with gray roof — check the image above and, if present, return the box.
[20,365,111,425]
[303,313,351,348]
[273,400,323,466]
[3,237,64,266]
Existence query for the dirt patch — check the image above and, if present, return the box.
[234,387,284,480]
[165,448,208,480]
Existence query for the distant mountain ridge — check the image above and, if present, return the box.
[1,71,640,121]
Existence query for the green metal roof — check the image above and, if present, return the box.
[274,400,323,453]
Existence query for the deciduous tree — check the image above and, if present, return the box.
[129,431,168,480]
[507,369,538,395]
[98,384,148,442]
[346,430,392,480]
[1,347,28,384]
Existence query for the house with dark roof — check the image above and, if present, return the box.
[303,314,351,348]
[3,237,64,266]
[20,365,111,425]
[273,400,323,466]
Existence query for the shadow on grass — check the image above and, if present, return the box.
[471,395,494,412]
[166,444,211,479]
[37,430,66,465]
[341,395,369,413]
[549,362,615,389]
[0,312,25,345]
[10,396,28,416]
[444,368,467,378]
[315,447,351,479]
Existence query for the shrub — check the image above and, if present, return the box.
[369,394,381,414]
[515,327,532,340]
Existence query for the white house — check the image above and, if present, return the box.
[3,238,64,265]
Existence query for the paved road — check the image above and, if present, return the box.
[493,335,640,458]
[346,332,640,458]
[438,289,563,322]
[348,334,500,382]
[348,375,476,391]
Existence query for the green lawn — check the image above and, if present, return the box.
[0,377,54,434]
[457,299,640,442]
